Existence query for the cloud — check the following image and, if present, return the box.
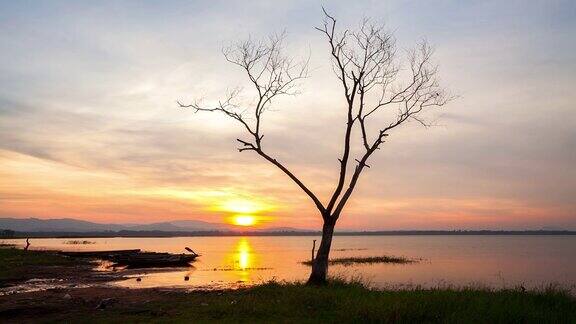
[0,0,574,228]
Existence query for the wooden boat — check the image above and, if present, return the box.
[59,249,141,258]
[111,252,198,268]
[60,247,199,268]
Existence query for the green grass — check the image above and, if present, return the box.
[54,280,576,323]
[64,240,96,245]
[0,247,81,282]
[301,255,416,266]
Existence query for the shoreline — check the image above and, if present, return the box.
[1,246,575,322]
[0,247,132,292]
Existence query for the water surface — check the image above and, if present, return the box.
[6,235,575,291]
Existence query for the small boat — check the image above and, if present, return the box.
[111,252,198,268]
[60,247,199,268]
[60,249,141,258]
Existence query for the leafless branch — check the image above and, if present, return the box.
[315,10,453,219]
[178,33,326,215]
[179,9,453,223]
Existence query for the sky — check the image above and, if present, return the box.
[0,0,575,230]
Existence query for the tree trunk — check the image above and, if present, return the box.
[307,219,336,285]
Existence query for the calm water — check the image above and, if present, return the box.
[6,235,576,291]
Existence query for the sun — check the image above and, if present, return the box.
[233,214,256,226]
[218,198,275,227]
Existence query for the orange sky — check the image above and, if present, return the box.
[0,1,575,230]
[1,148,572,229]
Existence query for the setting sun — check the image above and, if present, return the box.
[233,215,256,226]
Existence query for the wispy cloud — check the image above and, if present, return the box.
[1,0,574,229]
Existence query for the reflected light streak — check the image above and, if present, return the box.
[236,237,252,270]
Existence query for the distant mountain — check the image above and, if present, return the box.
[1,218,574,237]
[0,218,123,232]
[0,217,247,233]
[165,220,233,231]
[129,220,233,232]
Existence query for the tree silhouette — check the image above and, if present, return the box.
[179,9,451,284]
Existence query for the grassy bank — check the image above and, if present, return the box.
[106,282,576,323]
[1,247,575,323]
[302,255,416,266]
[2,280,575,323]
[0,246,121,289]
[0,247,83,284]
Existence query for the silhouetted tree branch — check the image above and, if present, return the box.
[177,33,324,214]
[179,8,453,284]
[315,8,453,219]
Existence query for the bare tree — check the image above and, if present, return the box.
[179,10,451,285]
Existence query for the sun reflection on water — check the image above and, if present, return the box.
[236,237,252,270]
[232,237,253,282]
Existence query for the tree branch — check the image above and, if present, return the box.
[179,32,325,215]
[181,10,453,226]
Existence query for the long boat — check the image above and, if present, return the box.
[60,248,199,268]
[59,249,141,258]
[111,252,198,268]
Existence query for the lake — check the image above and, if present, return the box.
[5,235,576,291]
